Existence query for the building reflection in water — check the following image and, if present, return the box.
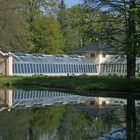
[0,89,96,110]
[0,90,12,111]
[0,89,135,109]
[1,89,139,109]
[0,90,140,139]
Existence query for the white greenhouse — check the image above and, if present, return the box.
[0,51,97,76]
[0,42,140,76]
[100,55,140,75]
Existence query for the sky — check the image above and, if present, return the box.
[64,0,83,7]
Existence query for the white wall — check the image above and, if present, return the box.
[0,51,13,76]
[78,51,111,74]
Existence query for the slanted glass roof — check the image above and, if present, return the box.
[13,53,95,64]
[12,90,92,107]
[102,55,140,64]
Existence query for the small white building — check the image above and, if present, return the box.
[74,42,116,73]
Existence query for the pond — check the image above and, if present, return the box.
[0,89,140,140]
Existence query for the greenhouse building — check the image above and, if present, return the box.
[0,49,140,76]
[0,51,97,76]
[100,55,140,75]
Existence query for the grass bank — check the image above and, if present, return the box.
[0,75,140,92]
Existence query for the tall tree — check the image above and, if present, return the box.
[126,0,137,78]
[57,2,106,53]
[32,15,64,54]
[57,1,82,53]
[21,0,64,54]
[0,0,32,52]
[69,5,105,46]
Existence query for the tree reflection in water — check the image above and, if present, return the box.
[0,91,140,140]
[0,105,127,140]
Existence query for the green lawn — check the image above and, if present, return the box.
[0,75,140,92]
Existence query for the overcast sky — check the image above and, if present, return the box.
[65,0,83,7]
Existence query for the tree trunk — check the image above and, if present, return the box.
[126,98,136,140]
[127,0,137,78]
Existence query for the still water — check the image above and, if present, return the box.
[0,89,140,140]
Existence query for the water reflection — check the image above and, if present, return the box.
[0,89,95,110]
[0,89,140,140]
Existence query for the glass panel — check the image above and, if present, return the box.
[108,64,111,73]
[71,64,74,73]
[74,64,78,73]
[64,64,68,73]
[47,64,50,73]
[54,64,57,73]
[42,64,45,73]
[21,64,25,73]
[38,64,42,73]
[27,64,30,73]
[84,64,88,73]
[13,64,16,73]
[51,64,54,73]
[18,64,22,73]
[112,64,114,73]
[79,64,82,73]
[59,64,64,73]
[91,65,94,73]
[23,64,26,73]
[37,64,40,73]
[67,64,70,73]
[32,64,36,73]
[40,64,43,73]
[87,65,92,73]
[30,64,33,73]
[44,64,48,73]
[104,65,107,73]
[90,65,94,73]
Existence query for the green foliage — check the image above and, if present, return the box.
[0,110,30,140]
[0,0,33,53]
[29,106,65,139]
[83,0,140,78]
[57,1,82,53]
[32,16,64,54]
[57,2,109,53]
[21,0,64,54]
[0,0,65,53]
[69,5,105,46]
[0,105,127,140]
[0,106,65,140]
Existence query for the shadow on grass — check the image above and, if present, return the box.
[7,75,140,93]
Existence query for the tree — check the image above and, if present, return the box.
[21,0,64,54]
[0,0,32,52]
[32,15,64,54]
[57,2,107,53]
[83,0,140,78]
[126,0,137,78]
[69,5,106,46]
[57,1,82,53]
